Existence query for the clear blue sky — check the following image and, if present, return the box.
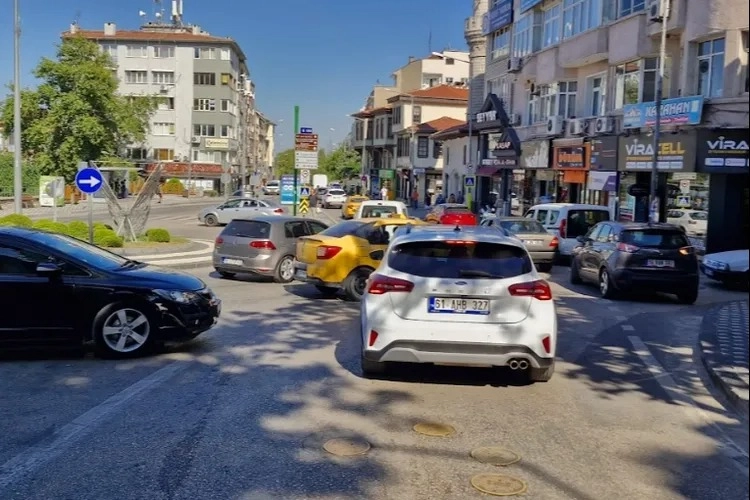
[0,0,469,154]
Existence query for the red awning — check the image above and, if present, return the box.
[476,166,500,176]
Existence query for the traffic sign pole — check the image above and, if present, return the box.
[75,164,104,244]
[293,105,299,216]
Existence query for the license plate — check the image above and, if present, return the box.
[222,258,243,266]
[646,259,674,268]
[523,240,542,245]
[704,268,714,277]
[428,297,490,315]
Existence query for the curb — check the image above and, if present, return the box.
[112,241,197,256]
[134,239,214,270]
[699,343,750,418]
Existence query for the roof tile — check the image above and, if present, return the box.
[415,116,465,134]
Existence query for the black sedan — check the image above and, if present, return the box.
[0,227,221,357]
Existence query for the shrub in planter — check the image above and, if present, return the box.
[162,178,184,195]
[67,221,89,239]
[145,228,171,243]
[0,214,33,228]
[203,190,218,197]
[93,227,123,248]
[33,219,69,234]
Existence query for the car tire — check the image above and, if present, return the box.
[217,270,235,279]
[344,267,373,301]
[93,302,156,358]
[676,286,699,305]
[599,268,618,299]
[537,263,553,273]
[315,285,338,296]
[360,352,387,377]
[569,259,582,284]
[529,360,555,383]
[204,214,218,226]
[273,255,295,284]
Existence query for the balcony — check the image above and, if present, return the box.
[609,13,655,64]
[558,27,609,68]
[535,47,576,83]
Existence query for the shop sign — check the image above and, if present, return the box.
[378,169,395,179]
[486,131,518,167]
[617,133,696,172]
[476,110,497,123]
[553,145,587,169]
[481,157,516,167]
[622,95,704,129]
[146,162,224,175]
[589,136,618,171]
[587,171,617,191]
[520,140,550,169]
[205,138,230,150]
[695,129,749,173]
[487,0,513,33]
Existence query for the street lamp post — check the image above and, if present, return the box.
[12,0,22,213]
[649,0,671,223]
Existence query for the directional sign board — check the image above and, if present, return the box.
[75,167,104,194]
[299,168,311,184]
[300,127,313,134]
[299,186,310,198]
[295,133,319,169]
[464,176,476,188]
[295,133,318,151]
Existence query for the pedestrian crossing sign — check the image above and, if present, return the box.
[464,176,475,187]
[299,187,310,198]
[677,195,691,207]
[298,198,309,214]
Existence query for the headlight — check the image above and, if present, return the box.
[704,260,729,271]
[154,289,199,303]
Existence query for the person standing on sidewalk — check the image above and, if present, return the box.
[310,187,320,213]
[410,188,419,209]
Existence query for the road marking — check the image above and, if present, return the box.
[628,335,749,475]
[0,361,188,492]
[621,324,635,331]
[135,242,214,260]
[615,315,627,322]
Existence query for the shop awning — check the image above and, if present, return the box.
[476,166,500,176]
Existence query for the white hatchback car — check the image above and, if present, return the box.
[322,188,348,208]
[360,225,557,383]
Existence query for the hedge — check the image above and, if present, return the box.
[145,228,171,243]
[0,215,123,248]
[0,214,33,228]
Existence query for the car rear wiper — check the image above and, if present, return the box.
[458,270,505,278]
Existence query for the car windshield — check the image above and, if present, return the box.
[499,220,546,234]
[266,181,279,186]
[388,240,532,279]
[31,231,129,270]
[620,229,689,249]
[222,220,270,238]
[361,205,398,218]
[689,212,708,220]
[566,209,609,238]
[319,220,365,237]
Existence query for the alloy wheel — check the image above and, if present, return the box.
[102,308,151,353]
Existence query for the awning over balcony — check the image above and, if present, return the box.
[476,166,501,176]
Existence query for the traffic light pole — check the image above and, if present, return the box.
[292,105,299,216]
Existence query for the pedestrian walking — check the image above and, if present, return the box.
[310,187,319,213]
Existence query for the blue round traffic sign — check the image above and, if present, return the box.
[75,167,104,194]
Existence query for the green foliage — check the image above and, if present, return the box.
[145,228,171,243]
[274,149,295,176]
[1,36,156,183]
[0,152,42,196]
[93,227,123,248]
[203,189,218,197]
[66,220,88,239]
[0,213,33,227]
[33,219,69,234]
[273,145,360,180]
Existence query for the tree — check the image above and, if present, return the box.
[320,145,361,180]
[1,36,155,182]
[273,149,295,176]
[0,153,41,196]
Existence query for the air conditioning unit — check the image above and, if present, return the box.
[546,116,565,135]
[594,117,615,134]
[508,57,522,73]
[190,136,200,144]
[159,85,169,93]
[508,113,522,126]
[567,118,586,135]
[647,0,669,21]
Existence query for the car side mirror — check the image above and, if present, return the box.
[369,249,384,261]
[36,261,62,277]
[576,235,586,243]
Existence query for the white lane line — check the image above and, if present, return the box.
[0,361,188,492]
[628,336,749,475]
[615,315,627,322]
[621,324,635,331]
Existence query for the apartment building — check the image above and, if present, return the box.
[63,20,266,191]
[450,0,748,252]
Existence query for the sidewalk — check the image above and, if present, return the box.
[699,300,750,417]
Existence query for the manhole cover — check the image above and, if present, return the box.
[470,446,521,466]
[412,422,455,437]
[322,438,371,456]
[470,473,528,496]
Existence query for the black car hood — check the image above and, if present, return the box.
[114,264,206,291]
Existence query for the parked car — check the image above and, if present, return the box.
[262,180,280,195]
[525,203,612,258]
[213,216,328,282]
[354,200,409,219]
[701,249,749,289]
[341,195,369,219]
[570,221,699,303]
[198,198,285,226]
[294,217,427,300]
[231,189,255,199]
[359,224,557,382]
[481,216,558,272]
[323,188,348,209]
[424,204,478,226]
[0,227,220,357]
[666,209,708,236]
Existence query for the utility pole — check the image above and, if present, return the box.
[12,0,22,213]
[292,105,299,216]
[650,0,671,223]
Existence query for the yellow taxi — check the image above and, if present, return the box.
[293,217,426,301]
[341,195,369,219]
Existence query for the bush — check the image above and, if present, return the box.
[145,228,171,243]
[93,227,123,248]
[66,221,89,239]
[0,214,33,227]
[161,178,184,195]
[203,189,218,197]
[33,219,69,234]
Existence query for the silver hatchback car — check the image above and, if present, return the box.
[213,216,329,282]
[199,198,285,226]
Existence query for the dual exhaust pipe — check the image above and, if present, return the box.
[508,359,529,370]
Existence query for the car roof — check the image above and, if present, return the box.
[360,200,406,206]
[390,224,525,249]
[528,203,609,210]
[0,226,36,237]
[358,217,424,225]
[494,216,534,221]
[230,215,308,224]
[615,222,684,231]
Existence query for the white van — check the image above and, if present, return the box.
[354,200,409,219]
[524,203,612,257]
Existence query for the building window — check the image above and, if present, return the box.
[527,91,539,125]
[558,81,578,118]
[412,106,422,125]
[193,98,216,111]
[586,75,606,116]
[193,124,216,137]
[194,47,216,59]
[366,119,373,139]
[445,58,455,65]
[562,0,602,40]
[618,0,645,18]
[101,44,117,62]
[697,38,725,98]
[422,74,442,87]
[433,141,443,159]
[491,27,511,60]
[387,117,393,136]
[396,136,410,157]
[512,13,535,58]
[393,106,402,125]
[538,84,556,122]
[614,57,662,108]
[153,148,174,161]
[221,99,232,112]
[124,70,148,84]
[220,48,231,60]
[152,71,175,85]
[489,76,512,106]
[463,144,467,164]
[125,45,148,58]
[153,46,174,58]
[157,97,175,110]
[221,73,233,85]
[542,4,562,48]
[220,125,232,138]
[446,147,451,165]
[193,72,216,85]
[743,32,749,93]
[417,137,429,158]
[152,122,175,136]
[446,77,454,84]
[126,148,148,160]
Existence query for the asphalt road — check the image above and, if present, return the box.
[1,262,748,499]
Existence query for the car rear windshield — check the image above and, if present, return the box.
[689,212,708,220]
[222,220,271,238]
[620,229,689,249]
[361,205,398,218]
[444,206,470,213]
[320,220,365,237]
[566,209,610,238]
[499,220,546,233]
[388,241,532,279]
[328,189,346,195]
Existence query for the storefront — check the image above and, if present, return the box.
[519,139,552,207]
[378,168,395,199]
[695,128,749,253]
[551,139,589,203]
[586,136,619,213]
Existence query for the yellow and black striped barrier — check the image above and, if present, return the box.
[298,197,309,215]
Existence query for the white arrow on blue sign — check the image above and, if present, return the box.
[299,127,313,134]
[75,167,104,194]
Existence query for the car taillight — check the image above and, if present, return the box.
[273,208,284,214]
[559,218,567,238]
[215,237,224,245]
[616,242,639,253]
[549,236,559,247]
[367,274,414,294]
[250,240,276,250]
[444,240,476,245]
[368,330,379,346]
[679,246,695,255]
[316,245,342,259]
[508,280,552,300]
[541,335,551,354]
